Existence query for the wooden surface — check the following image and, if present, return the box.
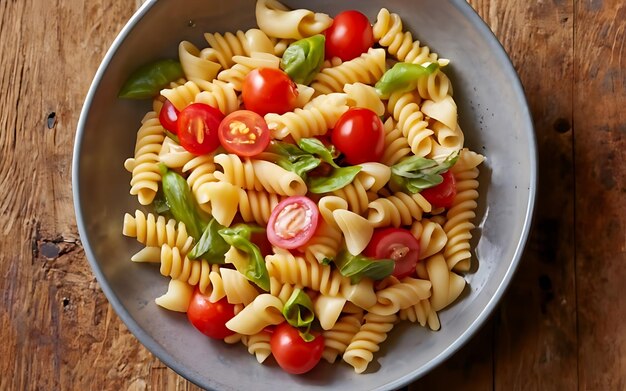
[1,0,624,390]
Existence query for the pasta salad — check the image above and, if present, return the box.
[120,0,484,375]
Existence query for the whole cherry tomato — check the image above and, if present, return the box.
[242,68,298,116]
[331,108,385,165]
[325,10,375,61]
[270,322,324,375]
[187,290,236,340]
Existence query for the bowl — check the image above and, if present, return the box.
[73,0,536,389]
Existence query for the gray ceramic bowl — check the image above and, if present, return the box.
[73,0,536,390]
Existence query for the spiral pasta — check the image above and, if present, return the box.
[178,40,221,87]
[214,154,307,196]
[161,80,201,111]
[343,313,397,373]
[237,189,284,226]
[266,251,349,297]
[159,137,195,169]
[255,0,332,40]
[416,70,453,102]
[246,331,273,363]
[160,244,224,298]
[322,312,364,363]
[123,210,194,254]
[124,112,165,205]
[298,219,343,265]
[220,268,259,305]
[225,294,285,335]
[411,218,448,260]
[204,29,275,69]
[398,298,441,331]
[155,279,195,312]
[194,80,240,115]
[367,192,432,228]
[311,48,386,96]
[381,117,411,166]
[373,8,438,65]
[387,91,433,157]
[368,276,432,316]
[444,149,484,271]
[217,52,280,91]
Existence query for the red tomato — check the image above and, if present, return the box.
[242,68,298,116]
[325,10,374,61]
[267,196,319,250]
[187,290,236,339]
[159,99,179,133]
[365,228,420,279]
[421,170,457,209]
[177,103,224,154]
[270,323,324,375]
[251,230,274,258]
[331,108,385,165]
[218,110,271,157]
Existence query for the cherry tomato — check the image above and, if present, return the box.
[218,110,271,157]
[267,196,319,250]
[331,108,385,165]
[421,170,457,209]
[325,10,374,61]
[177,103,224,155]
[159,99,179,133]
[364,228,420,279]
[242,68,298,116]
[187,290,236,339]
[270,323,324,375]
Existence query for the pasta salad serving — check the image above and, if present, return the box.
[120,0,484,375]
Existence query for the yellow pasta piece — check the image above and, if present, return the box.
[154,279,194,312]
[225,294,284,335]
[255,0,332,40]
[343,313,397,374]
[123,210,194,254]
[311,48,386,96]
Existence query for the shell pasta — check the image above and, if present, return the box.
[121,0,484,376]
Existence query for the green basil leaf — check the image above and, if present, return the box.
[188,218,229,263]
[282,288,315,332]
[375,62,439,99]
[334,250,395,284]
[307,166,362,194]
[280,35,325,85]
[390,151,459,193]
[266,141,321,178]
[298,138,339,168]
[159,164,205,240]
[153,189,171,215]
[219,225,270,291]
[119,59,184,99]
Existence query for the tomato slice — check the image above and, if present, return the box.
[177,103,224,155]
[218,110,271,157]
[187,290,236,339]
[242,68,299,116]
[420,170,457,209]
[364,228,420,279]
[331,107,385,165]
[159,99,179,134]
[325,10,375,61]
[267,196,319,249]
[270,322,324,375]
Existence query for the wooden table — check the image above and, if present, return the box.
[1,0,624,390]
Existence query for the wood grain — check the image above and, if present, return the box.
[0,0,624,390]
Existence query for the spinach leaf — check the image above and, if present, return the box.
[188,218,229,263]
[119,59,184,99]
[307,166,361,193]
[280,35,325,85]
[219,224,270,291]
[159,164,205,240]
[282,288,316,341]
[375,62,439,99]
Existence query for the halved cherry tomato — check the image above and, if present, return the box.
[177,103,224,154]
[187,290,236,339]
[270,322,324,375]
[218,110,271,157]
[159,99,179,133]
[364,228,420,279]
[331,108,385,165]
[267,196,319,249]
[325,10,374,61]
[242,68,298,116]
[421,170,457,209]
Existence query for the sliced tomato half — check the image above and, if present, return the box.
[218,110,271,157]
[267,196,320,250]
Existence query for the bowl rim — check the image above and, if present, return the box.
[72,0,537,389]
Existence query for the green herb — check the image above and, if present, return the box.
[218,224,270,291]
[159,164,205,240]
[280,35,325,85]
[375,62,439,99]
[333,250,394,284]
[282,289,316,341]
[266,141,321,178]
[119,59,184,99]
[188,218,229,263]
[297,138,339,168]
[153,189,171,215]
[307,166,361,194]
[390,151,459,194]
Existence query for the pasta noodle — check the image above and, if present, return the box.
[121,0,486,375]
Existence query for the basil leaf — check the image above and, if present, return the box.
[159,164,205,240]
[390,151,459,193]
[298,138,339,168]
[307,166,361,194]
[219,224,270,291]
[375,62,439,99]
[282,288,316,341]
[334,250,394,284]
[119,59,184,99]
[266,141,321,178]
[188,218,229,263]
[280,35,325,85]
[153,189,171,215]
